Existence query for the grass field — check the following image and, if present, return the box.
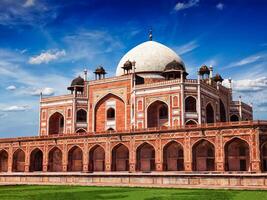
[0,185,267,200]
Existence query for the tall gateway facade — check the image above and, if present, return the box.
[0,35,267,187]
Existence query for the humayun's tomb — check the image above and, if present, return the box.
[1,33,267,189]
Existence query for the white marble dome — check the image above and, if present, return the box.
[116,40,185,76]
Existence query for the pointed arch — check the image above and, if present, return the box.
[192,139,215,171]
[261,141,267,171]
[12,149,25,172]
[136,142,155,171]
[0,150,8,172]
[68,146,83,171]
[111,143,129,171]
[220,100,226,122]
[30,148,43,172]
[163,141,184,171]
[48,112,64,135]
[76,128,86,133]
[89,145,105,172]
[76,109,87,123]
[48,147,63,172]
[224,138,250,171]
[147,100,169,128]
[230,114,239,122]
[185,96,197,112]
[185,119,198,126]
[206,103,215,123]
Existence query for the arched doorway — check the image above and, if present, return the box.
[206,103,214,123]
[192,140,215,171]
[230,114,239,122]
[30,148,43,172]
[68,146,83,171]
[147,101,168,128]
[76,109,87,122]
[262,142,267,171]
[12,149,25,172]
[49,112,64,135]
[220,100,226,122]
[111,144,129,171]
[0,150,8,172]
[89,145,105,172]
[48,147,63,172]
[136,143,155,172]
[163,141,184,171]
[185,96,197,112]
[225,138,250,171]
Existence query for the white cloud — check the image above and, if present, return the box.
[0,1,56,26]
[0,48,70,96]
[6,85,16,91]
[235,55,262,66]
[232,77,267,92]
[29,87,55,96]
[174,0,199,11]
[224,53,265,69]
[216,3,224,10]
[223,76,267,116]
[29,49,66,64]
[23,0,35,8]
[1,105,29,112]
[175,40,199,55]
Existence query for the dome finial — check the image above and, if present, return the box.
[149,29,153,41]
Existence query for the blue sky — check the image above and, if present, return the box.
[0,0,267,137]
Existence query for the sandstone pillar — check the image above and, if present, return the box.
[184,135,192,171]
[215,131,224,172]
[250,129,261,172]
[129,137,136,173]
[62,143,68,172]
[105,140,111,171]
[83,142,89,172]
[7,145,12,172]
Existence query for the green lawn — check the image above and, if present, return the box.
[0,185,267,200]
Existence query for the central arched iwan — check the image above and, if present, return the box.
[94,94,125,132]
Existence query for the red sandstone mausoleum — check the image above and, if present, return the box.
[1,34,267,188]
